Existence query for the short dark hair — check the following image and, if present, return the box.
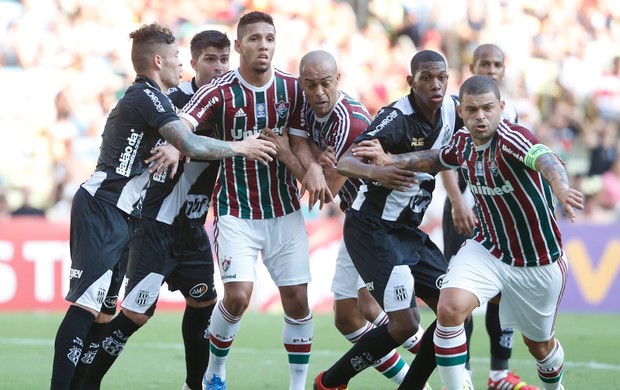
[237,11,274,38]
[410,50,446,75]
[190,30,231,60]
[129,22,176,74]
[459,75,501,102]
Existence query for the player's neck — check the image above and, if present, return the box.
[238,65,273,87]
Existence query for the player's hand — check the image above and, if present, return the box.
[300,163,334,211]
[318,146,338,169]
[352,139,393,166]
[368,165,417,191]
[451,200,477,236]
[260,127,291,159]
[235,133,277,165]
[145,143,181,178]
[559,187,585,223]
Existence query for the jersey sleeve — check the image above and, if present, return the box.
[354,107,406,151]
[333,115,370,160]
[439,129,467,169]
[499,121,552,169]
[178,84,222,130]
[286,83,307,137]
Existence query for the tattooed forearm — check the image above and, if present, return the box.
[391,149,445,173]
[160,120,236,160]
[537,153,569,192]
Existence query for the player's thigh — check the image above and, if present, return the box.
[122,219,174,315]
[262,210,311,287]
[441,240,503,308]
[66,189,131,312]
[499,254,567,342]
[167,227,217,303]
[331,238,366,300]
[214,215,261,283]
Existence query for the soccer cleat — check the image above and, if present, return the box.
[313,371,347,390]
[203,374,226,390]
[487,371,540,390]
[181,384,192,390]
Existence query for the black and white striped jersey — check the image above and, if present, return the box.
[352,93,463,226]
[81,75,178,216]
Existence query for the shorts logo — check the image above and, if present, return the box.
[394,285,408,302]
[135,290,150,306]
[274,101,289,118]
[366,281,374,291]
[96,288,106,305]
[436,274,446,289]
[221,256,231,272]
[103,295,118,309]
[189,283,208,298]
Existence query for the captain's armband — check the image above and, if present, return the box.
[523,144,554,170]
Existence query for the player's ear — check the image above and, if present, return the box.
[234,39,242,54]
[456,104,463,118]
[406,75,414,89]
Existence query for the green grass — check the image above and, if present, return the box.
[1,310,618,389]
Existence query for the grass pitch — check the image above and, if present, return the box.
[1,310,618,389]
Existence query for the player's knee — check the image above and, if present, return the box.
[223,289,251,315]
[436,299,469,325]
[523,336,555,360]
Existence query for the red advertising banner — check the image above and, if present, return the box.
[0,217,618,312]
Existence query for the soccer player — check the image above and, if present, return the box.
[177,11,331,390]
[442,43,539,390]
[314,50,465,390]
[78,30,232,390]
[49,22,275,390]
[294,49,417,385]
[353,75,583,390]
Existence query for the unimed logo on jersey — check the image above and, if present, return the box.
[469,181,515,196]
[116,129,144,177]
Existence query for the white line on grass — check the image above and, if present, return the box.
[3,337,619,372]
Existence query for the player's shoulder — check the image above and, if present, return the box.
[273,67,299,81]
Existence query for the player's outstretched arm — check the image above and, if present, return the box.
[536,153,584,222]
[352,140,446,173]
[155,118,276,165]
[338,143,417,191]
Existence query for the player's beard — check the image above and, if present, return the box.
[252,62,270,74]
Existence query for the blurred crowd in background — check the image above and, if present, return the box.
[0,0,619,224]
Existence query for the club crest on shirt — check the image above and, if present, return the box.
[488,159,499,176]
[274,101,289,118]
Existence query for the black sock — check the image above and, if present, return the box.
[486,303,512,370]
[465,315,474,370]
[183,304,215,390]
[69,321,108,390]
[51,305,95,390]
[398,320,438,390]
[322,324,399,387]
[81,311,141,389]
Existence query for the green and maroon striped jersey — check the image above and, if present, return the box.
[439,120,563,267]
[179,68,304,219]
[304,92,371,212]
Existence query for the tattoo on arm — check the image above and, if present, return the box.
[537,153,569,188]
[392,149,444,173]
[159,120,236,160]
